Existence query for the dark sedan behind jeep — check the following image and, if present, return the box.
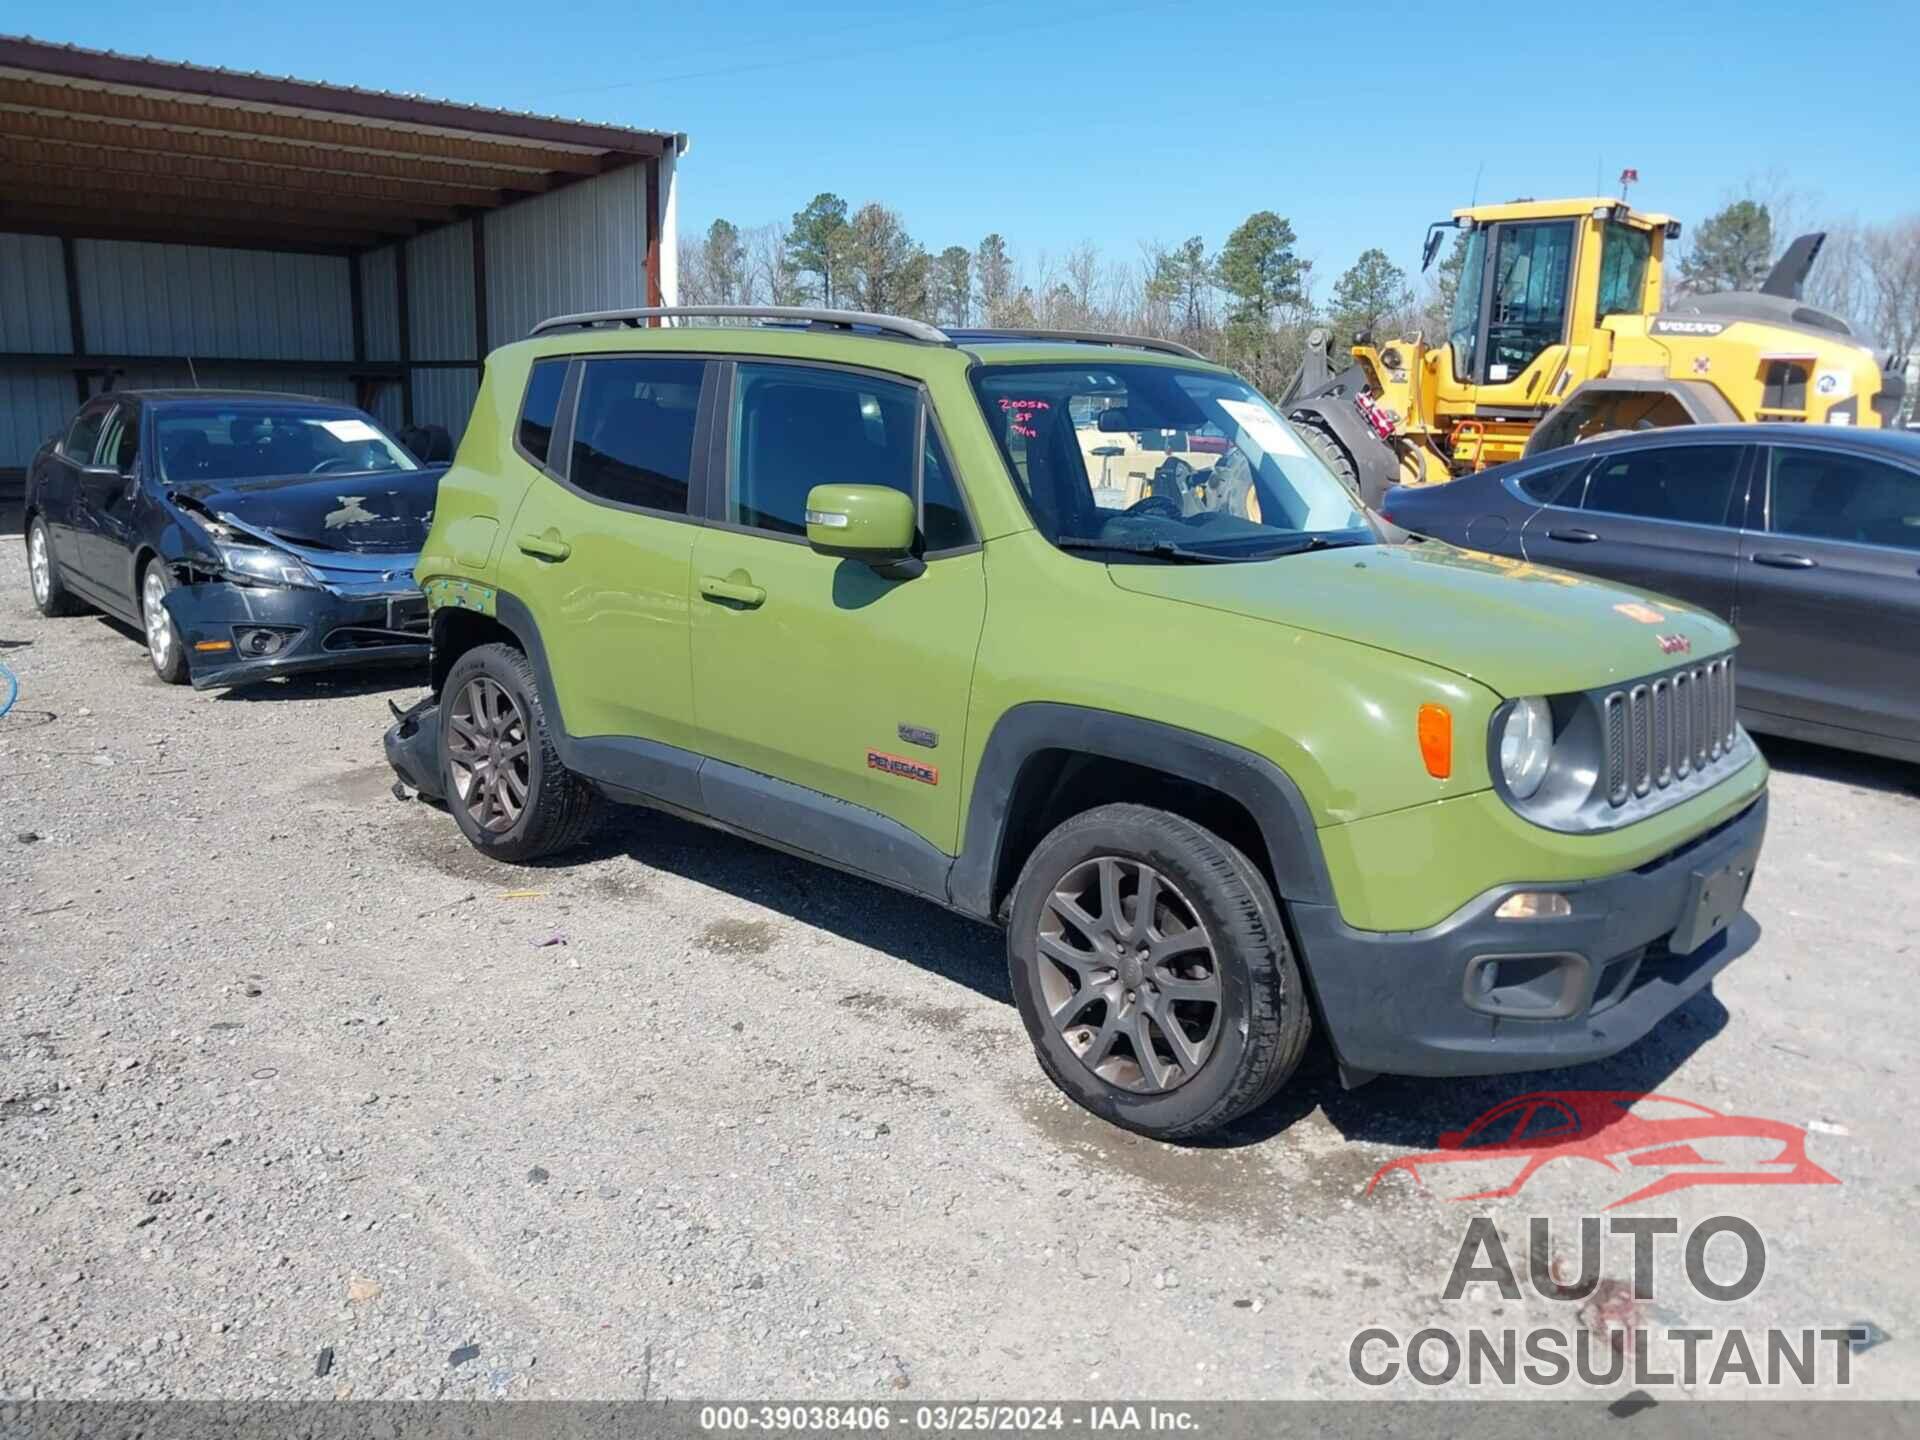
[1381,424,1920,765]
[23,390,442,690]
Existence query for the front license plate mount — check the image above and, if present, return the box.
[1668,854,1754,955]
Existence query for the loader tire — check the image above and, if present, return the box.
[1293,416,1364,504]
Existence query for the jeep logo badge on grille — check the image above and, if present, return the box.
[1657,634,1692,655]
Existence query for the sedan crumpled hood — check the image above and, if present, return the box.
[170,466,444,556]
[1105,541,1736,698]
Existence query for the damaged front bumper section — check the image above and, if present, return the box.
[385,695,445,799]
[162,581,428,690]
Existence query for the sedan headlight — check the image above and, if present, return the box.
[1497,696,1554,799]
[214,542,320,590]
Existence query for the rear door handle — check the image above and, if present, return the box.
[1546,527,1600,543]
[699,574,767,608]
[516,531,572,561]
[1753,551,1816,570]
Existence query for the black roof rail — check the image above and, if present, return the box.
[528,305,952,345]
[947,328,1209,362]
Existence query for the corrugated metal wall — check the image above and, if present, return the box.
[0,233,72,351]
[485,162,652,344]
[78,241,354,360]
[2,157,660,472]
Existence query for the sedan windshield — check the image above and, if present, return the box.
[156,403,420,485]
[971,363,1369,561]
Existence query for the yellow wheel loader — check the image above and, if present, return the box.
[1281,197,1910,507]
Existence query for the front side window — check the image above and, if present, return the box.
[971,362,1368,563]
[518,358,568,468]
[155,404,418,484]
[568,357,704,513]
[1448,229,1488,383]
[1483,220,1575,382]
[1582,445,1743,527]
[1595,222,1652,322]
[725,365,975,551]
[98,406,140,474]
[63,407,108,465]
[1768,447,1920,552]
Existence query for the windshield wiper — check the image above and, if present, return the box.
[1054,536,1239,564]
[1255,533,1373,558]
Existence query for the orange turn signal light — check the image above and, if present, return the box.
[194,640,233,653]
[1417,703,1453,779]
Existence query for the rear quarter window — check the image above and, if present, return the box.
[1507,459,1586,505]
[517,359,569,469]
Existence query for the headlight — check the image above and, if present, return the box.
[214,542,319,590]
[1498,697,1553,799]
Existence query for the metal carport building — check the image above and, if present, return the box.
[1,34,684,516]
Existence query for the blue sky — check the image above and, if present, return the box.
[12,0,1915,295]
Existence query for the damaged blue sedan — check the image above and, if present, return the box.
[22,390,442,689]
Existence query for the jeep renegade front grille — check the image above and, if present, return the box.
[1601,657,1736,808]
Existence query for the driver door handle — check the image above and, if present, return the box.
[516,532,572,562]
[699,574,766,608]
[1753,551,1816,570]
[1546,527,1600,543]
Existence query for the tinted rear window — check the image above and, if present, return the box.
[568,357,705,513]
[1582,445,1742,527]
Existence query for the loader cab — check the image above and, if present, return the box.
[1437,200,1669,403]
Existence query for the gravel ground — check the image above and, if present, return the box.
[2,535,1916,1402]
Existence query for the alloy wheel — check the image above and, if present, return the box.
[448,676,531,834]
[141,567,173,670]
[28,526,51,605]
[1036,855,1222,1093]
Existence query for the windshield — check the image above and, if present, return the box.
[971,363,1369,561]
[156,403,420,486]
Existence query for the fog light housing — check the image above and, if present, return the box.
[234,626,298,658]
[1495,891,1574,920]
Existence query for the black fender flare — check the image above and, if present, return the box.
[947,703,1333,920]
[1525,378,1740,456]
[1285,375,1401,507]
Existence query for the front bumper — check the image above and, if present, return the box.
[162,581,429,690]
[1292,793,1767,1080]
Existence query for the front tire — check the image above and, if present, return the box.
[26,518,84,617]
[139,559,189,685]
[1006,804,1312,1141]
[440,642,601,863]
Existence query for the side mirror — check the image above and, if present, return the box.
[804,484,922,578]
[81,463,127,482]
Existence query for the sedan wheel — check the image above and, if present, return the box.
[28,525,52,606]
[26,519,82,617]
[447,675,531,834]
[140,562,188,684]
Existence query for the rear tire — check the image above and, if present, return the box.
[26,518,84,617]
[1006,803,1312,1141]
[440,642,602,863]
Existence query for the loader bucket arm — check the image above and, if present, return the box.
[1761,232,1826,299]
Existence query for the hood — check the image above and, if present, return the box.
[1106,541,1734,697]
[170,466,444,555]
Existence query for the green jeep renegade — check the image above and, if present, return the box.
[385,305,1768,1140]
